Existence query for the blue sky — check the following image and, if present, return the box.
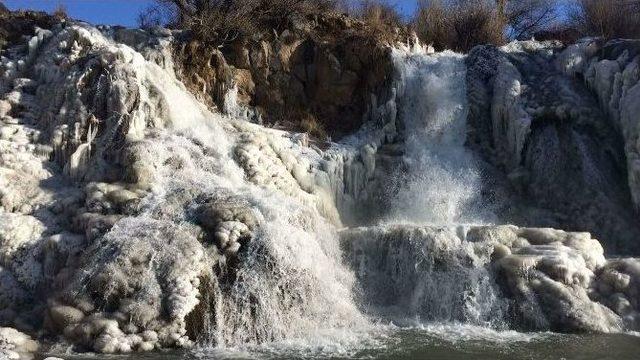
[4,0,155,26]
[4,0,420,27]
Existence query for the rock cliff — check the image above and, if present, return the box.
[173,12,405,139]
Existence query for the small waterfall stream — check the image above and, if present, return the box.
[386,48,492,225]
[340,47,505,329]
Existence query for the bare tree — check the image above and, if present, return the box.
[137,5,164,29]
[53,3,68,20]
[506,0,558,39]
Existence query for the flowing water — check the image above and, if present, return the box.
[117,47,633,359]
[129,48,583,360]
[61,329,640,359]
[386,49,492,225]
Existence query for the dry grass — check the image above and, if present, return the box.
[145,0,340,44]
[353,0,403,40]
[142,0,410,45]
[572,0,640,39]
[298,112,328,141]
[413,0,505,52]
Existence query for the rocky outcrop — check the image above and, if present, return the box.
[0,10,57,51]
[466,40,640,254]
[174,13,404,139]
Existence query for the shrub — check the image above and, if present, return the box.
[505,0,558,40]
[334,0,406,43]
[53,3,68,20]
[413,0,505,52]
[572,0,640,39]
[354,0,403,34]
[533,25,581,44]
[146,0,340,44]
[298,111,327,141]
[137,4,164,29]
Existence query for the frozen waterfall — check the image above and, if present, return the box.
[126,44,507,347]
[111,70,371,347]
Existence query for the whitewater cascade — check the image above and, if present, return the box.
[0,22,373,354]
[342,45,634,335]
[1,19,640,358]
[340,47,506,328]
[386,48,490,225]
[78,41,371,348]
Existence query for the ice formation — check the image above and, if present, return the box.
[341,224,625,332]
[557,39,640,214]
[466,40,640,254]
[0,327,38,359]
[0,17,640,359]
[0,20,386,355]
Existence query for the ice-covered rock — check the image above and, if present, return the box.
[0,214,45,289]
[468,226,620,332]
[342,224,628,332]
[54,219,207,352]
[0,327,38,359]
[558,39,640,217]
[467,41,640,253]
[592,258,640,329]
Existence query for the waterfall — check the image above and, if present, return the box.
[4,18,640,358]
[135,45,505,348]
[122,91,370,346]
[385,48,493,225]
[23,24,373,351]
[340,47,505,329]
